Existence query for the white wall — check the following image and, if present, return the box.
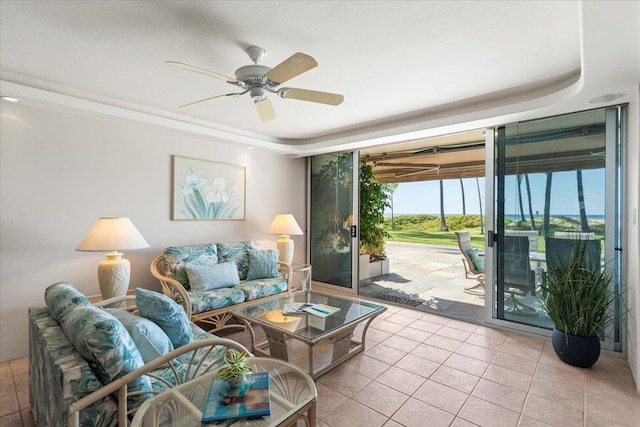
[0,102,306,361]
[626,86,640,393]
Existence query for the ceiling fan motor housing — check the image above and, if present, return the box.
[235,65,271,86]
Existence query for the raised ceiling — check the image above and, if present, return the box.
[1,1,638,157]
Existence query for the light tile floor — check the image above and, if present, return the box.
[2,303,639,426]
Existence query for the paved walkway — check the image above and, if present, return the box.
[359,241,485,323]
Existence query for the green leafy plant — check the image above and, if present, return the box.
[359,163,390,260]
[538,240,618,338]
[215,349,252,382]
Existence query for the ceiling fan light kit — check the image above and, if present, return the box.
[167,46,343,122]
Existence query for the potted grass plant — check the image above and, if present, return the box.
[215,349,252,387]
[538,239,618,368]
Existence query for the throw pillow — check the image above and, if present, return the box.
[135,288,193,348]
[466,248,485,272]
[216,241,259,280]
[185,262,240,292]
[105,308,174,364]
[60,305,152,407]
[246,249,279,280]
[163,244,218,291]
[44,282,91,323]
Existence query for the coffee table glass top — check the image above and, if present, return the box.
[232,291,385,341]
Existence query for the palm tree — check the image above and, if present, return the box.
[542,172,553,237]
[476,177,484,234]
[517,174,525,221]
[459,179,466,215]
[384,183,399,229]
[439,180,448,231]
[577,170,591,233]
[525,174,536,230]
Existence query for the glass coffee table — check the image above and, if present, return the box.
[232,291,386,379]
[131,357,316,427]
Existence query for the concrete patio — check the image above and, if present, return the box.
[359,241,485,324]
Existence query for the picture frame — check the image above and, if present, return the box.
[172,155,246,221]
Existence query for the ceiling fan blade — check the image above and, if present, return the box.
[278,88,344,106]
[265,53,318,85]
[254,98,276,122]
[165,61,238,83]
[179,93,239,109]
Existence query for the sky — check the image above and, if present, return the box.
[385,169,605,217]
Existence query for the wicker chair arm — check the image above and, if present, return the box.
[150,255,192,319]
[68,338,250,427]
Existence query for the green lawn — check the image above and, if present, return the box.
[384,214,605,251]
[386,229,485,248]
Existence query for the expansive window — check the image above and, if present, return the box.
[492,106,624,351]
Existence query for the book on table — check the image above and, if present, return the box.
[282,302,340,318]
[202,372,271,423]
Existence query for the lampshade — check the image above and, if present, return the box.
[267,214,303,264]
[267,214,304,236]
[76,217,149,301]
[76,217,149,252]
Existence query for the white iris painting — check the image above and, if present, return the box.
[172,156,246,220]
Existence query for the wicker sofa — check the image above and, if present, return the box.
[29,282,250,427]
[150,241,292,332]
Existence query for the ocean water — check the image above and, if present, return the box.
[388,213,605,220]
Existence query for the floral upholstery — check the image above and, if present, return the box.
[190,287,246,314]
[163,244,218,290]
[29,284,233,427]
[29,307,118,427]
[162,241,288,316]
[236,277,288,301]
[44,281,91,322]
[60,305,153,409]
[136,288,193,348]
[216,241,259,280]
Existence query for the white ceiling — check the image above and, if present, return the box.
[1,1,638,156]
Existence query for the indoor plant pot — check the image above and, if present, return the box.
[215,349,252,387]
[538,239,616,368]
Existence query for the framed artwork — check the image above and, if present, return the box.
[172,155,246,220]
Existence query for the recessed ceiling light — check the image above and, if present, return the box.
[247,146,255,150]
[1,96,21,103]
[588,93,625,104]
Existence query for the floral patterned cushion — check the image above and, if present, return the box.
[189,288,246,314]
[185,262,240,291]
[29,307,118,427]
[44,282,91,323]
[105,309,174,364]
[216,241,259,280]
[136,288,194,348]
[246,249,279,280]
[236,277,288,301]
[60,305,152,409]
[164,244,218,291]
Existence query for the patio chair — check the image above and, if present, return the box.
[455,231,484,292]
[503,235,537,314]
[545,237,601,271]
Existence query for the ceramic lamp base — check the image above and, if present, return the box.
[277,235,294,264]
[97,252,131,300]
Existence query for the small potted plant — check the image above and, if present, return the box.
[215,349,252,387]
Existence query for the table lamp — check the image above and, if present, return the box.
[267,214,303,264]
[76,217,149,300]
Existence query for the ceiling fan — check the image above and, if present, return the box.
[165,46,344,122]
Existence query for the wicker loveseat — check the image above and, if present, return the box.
[29,282,251,427]
[151,241,292,333]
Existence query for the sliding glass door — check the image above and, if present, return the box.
[489,106,624,351]
[308,152,359,293]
